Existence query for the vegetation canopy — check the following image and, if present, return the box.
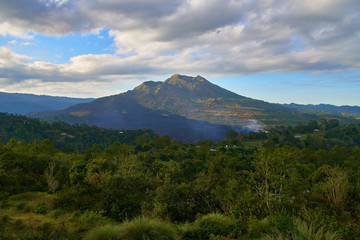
[0,116,359,239]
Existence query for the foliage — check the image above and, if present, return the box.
[84,217,179,240]
[116,217,179,240]
[84,224,122,240]
[261,219,341,240]
[35,202,47,214]
[181,213,242,239]
[0,112,155,150]
[0,119,359,239]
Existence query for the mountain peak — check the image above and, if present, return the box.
[130,74,241,100]
[167,74,194,83]
[168,74,206,82]
[193,75,206,82]
[164,74,210,90]
[133,81,162,93]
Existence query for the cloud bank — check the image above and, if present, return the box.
[0,0,359,96]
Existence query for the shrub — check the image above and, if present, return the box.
[85,217,179,240]
[49,209,65,219]
[197,213,239,237]
[292,219,340,240]
[68,210,109,232]
[181,213,241,240]
[16,201,27,211]
[84,224,121,240]
[36,221,55,239]
[248,215,293,238]
[14,219,26,231]
[80,210,107,224]
[0,197,10,208]
[110,203,132,221]
[2,214,11,222]
[261,219,341,240]
[35,202,47,214]
[117,217,179,240]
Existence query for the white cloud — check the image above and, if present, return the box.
[0,0,359,97]
[0,47,32,67]
[2,79,124,98]
[21,42,32,46]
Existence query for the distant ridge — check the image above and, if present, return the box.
[0,92,94,114]
[282,103,360,115]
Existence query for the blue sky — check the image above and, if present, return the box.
[0,29,115,64]
[211,72,360,105]
[0,0,359,106]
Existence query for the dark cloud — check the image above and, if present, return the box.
[83,0,182,19]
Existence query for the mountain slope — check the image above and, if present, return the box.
[28,74,330,142]
[0,92,94,114]
[126,74,312,127]
[30,94,245,142]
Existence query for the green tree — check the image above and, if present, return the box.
[69,159,88,185]
[312,165,349,213]
[251,147,298,214]
[44,161,59,193]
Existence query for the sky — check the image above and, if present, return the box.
[0,0,359,106]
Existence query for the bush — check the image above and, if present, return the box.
[80,210,107,224]
[36,221,55,239]
[248,215,293,238]
[49,209,65,219]
[181,213,241,240]
[68,210,109,233]
[35,202,47,214]
[116,217,179,240]
[16,201,27,211]
[261,219,341,240]
[292,219,340,240]
[84,224,121,240]
[85,217,179,240]
[0,197,10,208]
[2,214,11,222]
[110,203,132,221]
[14,219,26,230]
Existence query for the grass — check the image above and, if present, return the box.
[84,217,179,240]
[0,191,113,239]
[260,219,341,240]
[84,224,121,240]
[9,191,55,213]
[0,191,344,240]
[0,192,56,227]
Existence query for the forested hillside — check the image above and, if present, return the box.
[0,119,359,239]
[0,113,155,151]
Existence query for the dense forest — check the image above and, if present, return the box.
[0,117,360,239]
[0,113,155,151]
